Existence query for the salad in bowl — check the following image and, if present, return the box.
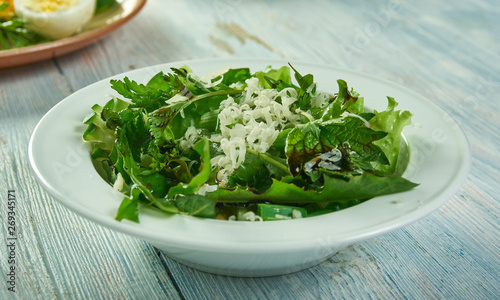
[82,64,418,223]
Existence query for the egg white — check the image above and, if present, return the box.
[14,0,96,39]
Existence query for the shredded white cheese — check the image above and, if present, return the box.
[187,72,224,89]
[212,78,304,176]
[179,126,201,151]
[113,173,125,191]
[194,184,218,196]
[292,209,303,219]
[176,73,338,181]
[241,211,263,222]
[274,214,292,220]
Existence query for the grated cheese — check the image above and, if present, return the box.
[194,183,218,195]
[113,173,125,191]
[241,211,263,222]
[292,209,303,219]
[274,214,292,220]
[179,126,201,151]
[176,72,336,180]
[211,78,305,176]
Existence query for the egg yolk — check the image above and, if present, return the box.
[22,0,79,13]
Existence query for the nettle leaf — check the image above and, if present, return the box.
[111,77,162,111]
[149,109,181,146]
[286,116,388,175]
[113,132,178,215]
[116,109,151,162]
[175,195,216,218]
[110,72,183,112]
[227,154,273,193]
[289,64,315,109]
[138,172,169,198]
[148,91,193,145]
[163,71,186,91]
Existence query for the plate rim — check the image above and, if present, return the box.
[28,57,471,253]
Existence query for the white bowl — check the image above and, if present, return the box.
[28,58,470,277]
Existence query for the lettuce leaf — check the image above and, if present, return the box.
[370,97,413,176]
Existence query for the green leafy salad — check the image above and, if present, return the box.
[83,64,418,222]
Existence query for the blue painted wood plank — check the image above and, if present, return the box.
[1,0,498,298]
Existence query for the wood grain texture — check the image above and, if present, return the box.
[1,0,499,299]
[0,54,180,300]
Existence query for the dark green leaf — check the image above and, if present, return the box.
[206,172,418,204]
[115,189,141,222]
[257,204,307,221]
[95,0,117,14]
[167,138,211,198]
[221,68,252,86]
[0,15,51,50]
[226,154,273,193]
[286,117,388,174]
[175,195,216,218]
[110,77,167,111]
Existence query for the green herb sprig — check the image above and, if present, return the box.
[0,3,50,50]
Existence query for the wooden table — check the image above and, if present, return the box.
[1,0,499,299]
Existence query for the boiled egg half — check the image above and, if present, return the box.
[13,0,95,39]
